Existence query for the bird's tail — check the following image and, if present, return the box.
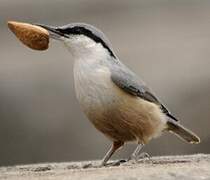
[167,120,200,144]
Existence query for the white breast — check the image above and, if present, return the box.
[73,57,117,117]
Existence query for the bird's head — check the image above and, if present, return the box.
[37,23,116,59]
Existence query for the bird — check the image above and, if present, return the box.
[36,23,200,166]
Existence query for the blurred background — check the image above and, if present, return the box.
[0,0,210,166]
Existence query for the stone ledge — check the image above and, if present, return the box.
[0,154,209,180]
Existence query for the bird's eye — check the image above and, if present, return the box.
[60,27,81,35]
[72,27,82,34]
[65,28,73,35]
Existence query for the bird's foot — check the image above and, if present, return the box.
[105,153,150,167]
[105,159,127,167]
[128,152,150,163]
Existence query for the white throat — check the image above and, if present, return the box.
[63,35,109,61]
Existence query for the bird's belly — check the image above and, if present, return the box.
[74,65,167,143]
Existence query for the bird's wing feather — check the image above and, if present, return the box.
[110,62,178,121]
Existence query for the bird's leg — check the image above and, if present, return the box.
[128,143,150,162]
[101,141,124,166]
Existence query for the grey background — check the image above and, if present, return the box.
[0,0,210,166]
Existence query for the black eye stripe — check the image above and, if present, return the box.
[58,26,116,58]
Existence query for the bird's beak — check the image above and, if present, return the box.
[34,24,69,40]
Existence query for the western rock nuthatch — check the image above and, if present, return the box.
[37,23,200,166]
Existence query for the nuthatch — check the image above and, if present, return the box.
[37,23,200,166]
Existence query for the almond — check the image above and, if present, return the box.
[8,21,49,50]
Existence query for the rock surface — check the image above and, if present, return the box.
[0,154,209,180]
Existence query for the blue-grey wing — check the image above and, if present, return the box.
[110,62,178,121]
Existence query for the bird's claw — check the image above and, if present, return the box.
[105,159,127,166]
[128,152,150,162]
